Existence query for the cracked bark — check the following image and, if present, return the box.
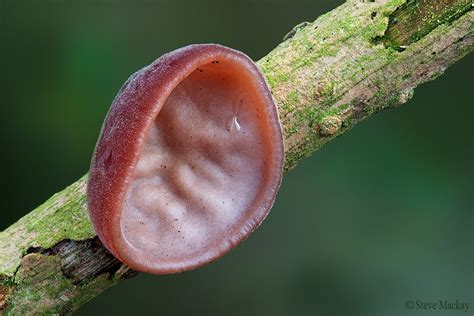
[1,0,472,314]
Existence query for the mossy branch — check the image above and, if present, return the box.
[1,0,472,314]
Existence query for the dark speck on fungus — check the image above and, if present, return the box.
[87,44,284,275]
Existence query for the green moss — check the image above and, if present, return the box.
[5,253,116,314]
[281,90,300,114]
[339,103,350,110]
[315,108,344,128]
[24,184,94,247]
[0,175,95,277]
[284,148,306,171]
[286,16,350,70]
[321,81,335,97]
[288,90,299,103]
[265,71,290,88]
[290,43,339,69]
[318,81,340,107]
[380,0,471,48]
[284,135,326,171]
[7,254,70,314]
[262,0,468,157]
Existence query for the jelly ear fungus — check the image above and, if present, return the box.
[87,44,284,274]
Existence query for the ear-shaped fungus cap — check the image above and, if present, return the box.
[87,44,284,274]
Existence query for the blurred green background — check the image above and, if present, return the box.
[1,1,472,315]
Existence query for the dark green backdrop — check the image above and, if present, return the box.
[1,1,472,315]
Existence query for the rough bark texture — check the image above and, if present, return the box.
[1,0,472,314]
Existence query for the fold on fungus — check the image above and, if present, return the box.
[87,44,284,274]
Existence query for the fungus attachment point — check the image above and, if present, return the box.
[87,44,284,274]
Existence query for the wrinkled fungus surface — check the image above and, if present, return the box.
[87,44,284,274]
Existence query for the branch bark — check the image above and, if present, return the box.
[1,0,472,314]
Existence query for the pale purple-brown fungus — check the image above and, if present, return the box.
[87,44,284,274]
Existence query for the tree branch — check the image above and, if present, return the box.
[1,0,472,314]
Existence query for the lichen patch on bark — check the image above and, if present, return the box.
[3,253,120,315]
[258,0,472,171]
